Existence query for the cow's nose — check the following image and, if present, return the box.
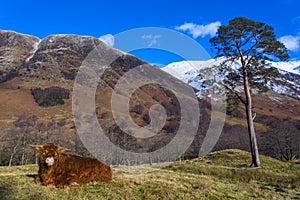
[45,157,54,166]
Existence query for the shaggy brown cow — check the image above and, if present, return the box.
[32,143,112,188]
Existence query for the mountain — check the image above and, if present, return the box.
[0,30,196,165]
[162,59,300,99]
[0,30,299,166]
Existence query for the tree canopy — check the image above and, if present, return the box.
[210,16,289,96]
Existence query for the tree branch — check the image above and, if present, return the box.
[245,39,259,62]
[252,113,256,121]
[222,83,247,105]
[234,39,247,70]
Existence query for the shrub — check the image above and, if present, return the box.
[31,87,69,107]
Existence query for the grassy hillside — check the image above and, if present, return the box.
[0,149,299,200]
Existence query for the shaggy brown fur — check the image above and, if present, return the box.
[33,143,112,188]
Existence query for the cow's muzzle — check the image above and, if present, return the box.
[45,157,54,166]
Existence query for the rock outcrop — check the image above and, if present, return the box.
[25,34,105,81]
[0,30,40,82]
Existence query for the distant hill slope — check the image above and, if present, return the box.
[162,59,300,99]
[0,30,299,166]
[162,59,300,159]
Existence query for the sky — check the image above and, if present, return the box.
[1,0,300,66]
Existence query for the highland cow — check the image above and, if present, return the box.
[32,143,112,188]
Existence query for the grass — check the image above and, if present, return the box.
[0,149,299,200]
[225,116,269,131]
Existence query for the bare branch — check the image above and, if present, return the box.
[252,113,257,121]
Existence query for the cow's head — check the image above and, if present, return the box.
[33,143,66,167]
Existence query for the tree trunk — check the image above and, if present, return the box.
[245,101,260,167]
[9,143,19,166]
[243,67,261,167]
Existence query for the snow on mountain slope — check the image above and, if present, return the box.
[162,59,300,99]
[25,39,41,63]
[162,60,215,82]
[271,60,300,75]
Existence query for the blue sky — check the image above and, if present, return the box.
[1,0,300,65]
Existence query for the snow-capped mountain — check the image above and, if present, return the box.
[162,59,300,99]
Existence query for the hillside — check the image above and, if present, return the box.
[162,59,300,159]
[0,149,299,200]
[0,30,195,165]
[0,30,300,166]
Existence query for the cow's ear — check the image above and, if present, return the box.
[58,147,66,153]
[30,145,43,152]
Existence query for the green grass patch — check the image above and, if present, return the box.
[226,117,269,131]
[166,149,300,189]
[0,149,299,199]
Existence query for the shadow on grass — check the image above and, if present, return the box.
[26,174,37,179]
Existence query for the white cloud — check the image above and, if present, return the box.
[175,21,221,38]
[141,34,161,47]
[99,34,114,47]
[279,35,300,52]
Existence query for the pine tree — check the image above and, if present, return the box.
[210,16,289,167]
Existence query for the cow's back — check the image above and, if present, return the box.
[58,154,112,184]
